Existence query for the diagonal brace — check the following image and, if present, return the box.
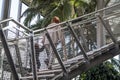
[45,29,68,77]
[67,22,89,61]
[97,15,118,44]
[0,25,19,80]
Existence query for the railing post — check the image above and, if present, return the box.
[14,44,24,76]
[0,48,4,79]
[67,22,89,61]
[97,15,118,48]
[97,15,120,56]
[30,31,38,80]
[0,25,19,80]
[45,29,68,79]
[78,25,89,52]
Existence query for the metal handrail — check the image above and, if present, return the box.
[0,18,32,32]
[0,18,38,80]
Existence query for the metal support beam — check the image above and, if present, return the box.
[67,22,89,61]
[45,29,68,78]
[0,48,4,79]
[16,0,22,37]
[14,44,24,76]
[97,15,118,44]
[79,25,89,52]
[30,31,38,80]
[1,0,11,27]
[59,43,120,79]
[17,0,22,22]
[0,25,19,80]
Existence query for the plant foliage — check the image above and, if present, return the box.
[80,62,120,80]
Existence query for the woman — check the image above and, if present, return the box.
[44,16,65,69]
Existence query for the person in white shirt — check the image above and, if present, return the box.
[43,16,65,69]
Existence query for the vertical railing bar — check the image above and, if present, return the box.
[0,48,4,80]
[61,30,67,60]
[78,25,89,52]
[45,29,68,77]
[67,22,89,61]
[97,15,118,44]
[0,25,19,80]
[14,44,24,76]
[30,31,38,80]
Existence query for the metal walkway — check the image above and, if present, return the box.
[1,3,120,80]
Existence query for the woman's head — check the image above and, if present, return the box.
[51,16,60,23]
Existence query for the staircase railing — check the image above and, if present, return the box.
[0,2,120,80]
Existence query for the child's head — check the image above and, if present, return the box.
[35,43,39,48]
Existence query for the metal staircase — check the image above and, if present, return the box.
[0,2,120,80]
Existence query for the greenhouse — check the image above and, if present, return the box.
[0,0,120,80]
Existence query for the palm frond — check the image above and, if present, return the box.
[23,12,37,27]
[21,7,40,18]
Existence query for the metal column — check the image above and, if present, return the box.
[14,44,24,76]
[17,0,22,22]
[97,15,119,51]
[96,0,106,48]
[97,15,118,44]
[30,31,38,80]
[16,0,22,37]
[1,0,11,26]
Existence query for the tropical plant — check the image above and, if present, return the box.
[80,61,120,80]
[111,58,120,72]
[21,0,94,29]
[21,0,74,29]
[21,0,111,28]
[21,1,120,80]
